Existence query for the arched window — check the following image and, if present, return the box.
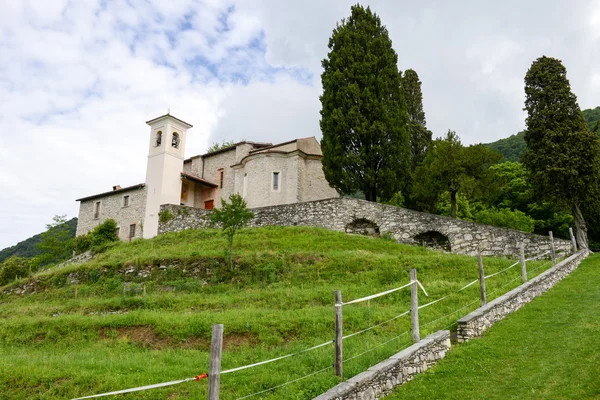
[156,131,162,147]
[172,132,180,148]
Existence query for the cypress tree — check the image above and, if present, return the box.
[523,56,600,248]
[401,69,431,169]
[320,4,409,202]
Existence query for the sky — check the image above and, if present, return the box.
[1,0,600,250]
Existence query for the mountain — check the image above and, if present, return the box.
[485,107,600,162]
[0,217,77,264]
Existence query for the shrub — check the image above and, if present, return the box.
[476,208,535,232]
[0,257,31,285]
[158,209,173,223]
[75,219,120,255]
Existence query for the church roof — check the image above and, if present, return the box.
[180,172,218,187]
[145,113,193,128]
[76,183,146,202]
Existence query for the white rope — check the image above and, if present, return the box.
[418,295,449,310]
[421,298,481,328]
[525,250,551,262]
[71,377,201,399]
[221,340,333,375]
[484,261,520,279]
[341,281,414,305]
[234,364,333,400]
[343,330,412,364]
[342,310,410,340]
[457,279,478,291]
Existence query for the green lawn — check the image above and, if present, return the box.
[0,227,562,399]
[388,254,600,400]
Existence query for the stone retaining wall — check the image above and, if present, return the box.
[313,330,450,400]
[158,198,573,257]
[456,249,589,342]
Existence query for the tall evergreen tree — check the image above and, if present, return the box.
[523,56,600,249]
[320,4,409,202]
[401,69,431,169]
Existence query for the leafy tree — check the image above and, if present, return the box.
[210,194,255,267]
[523,56,600,248]
[437,192,474,220]
[413,131,501,218]
[401,69,432,169]
[320,4,409,202]
[0,256,31,285]
[206,140,239,154]
[476,208,535,232]
[37,215,74,266]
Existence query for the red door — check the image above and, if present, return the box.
[204,200,214,210]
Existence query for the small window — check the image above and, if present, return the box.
[172,132,180,148]
[94,201,101,218]
[123,195,130,207]
[219,170,224,189]
[129,224,136,239]
[116,227,120,237]
[156,131,162,147]
[272,172,280,191]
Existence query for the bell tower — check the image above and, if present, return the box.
[143,113,193,238]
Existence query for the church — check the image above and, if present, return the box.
[75,113,339,240]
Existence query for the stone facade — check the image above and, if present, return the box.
[158,197,573,258]
[456,249,589,342]
[76,185,146,241]
[313,331,450,400]
[76,118,339,240]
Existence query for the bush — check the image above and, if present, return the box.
[476,208,535,232]
[0,257,31,285]
[75,219,120,255]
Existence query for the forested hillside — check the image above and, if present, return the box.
[0,218,77,264]
[485,107,600,161]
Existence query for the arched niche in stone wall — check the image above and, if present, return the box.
[414,231,451,251]
[345,218,380,237]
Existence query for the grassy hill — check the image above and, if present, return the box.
[485,107,600,162]
[0,217,77,264]
[388,254,600,399]
[0,226,559,399]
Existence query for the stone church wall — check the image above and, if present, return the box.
[158,197,573,258]
[76,186,146,240]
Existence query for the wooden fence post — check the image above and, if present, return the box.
[334,290,343,378]
[208,324,224,400]
[549,231,556,266]
[410,269,420,343]
[478,255,487,306]
[520,242,527,282]
[569,227,578,254]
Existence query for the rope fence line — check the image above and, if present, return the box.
[233,365,333,400]
[343,330,412,364]
[484,261,520,280]
[221,340,334,375]
[340,280,428,306]
[71,374,207,400]
[420,298,481,329]
[342,310,410,340]
[525,250,551,262]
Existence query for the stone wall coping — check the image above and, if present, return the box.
[457,250,586,323]
[312,330,450,400]
[248,197,568,243]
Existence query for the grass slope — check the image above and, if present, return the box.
[388,254,600,400]
[0,227,559,399]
